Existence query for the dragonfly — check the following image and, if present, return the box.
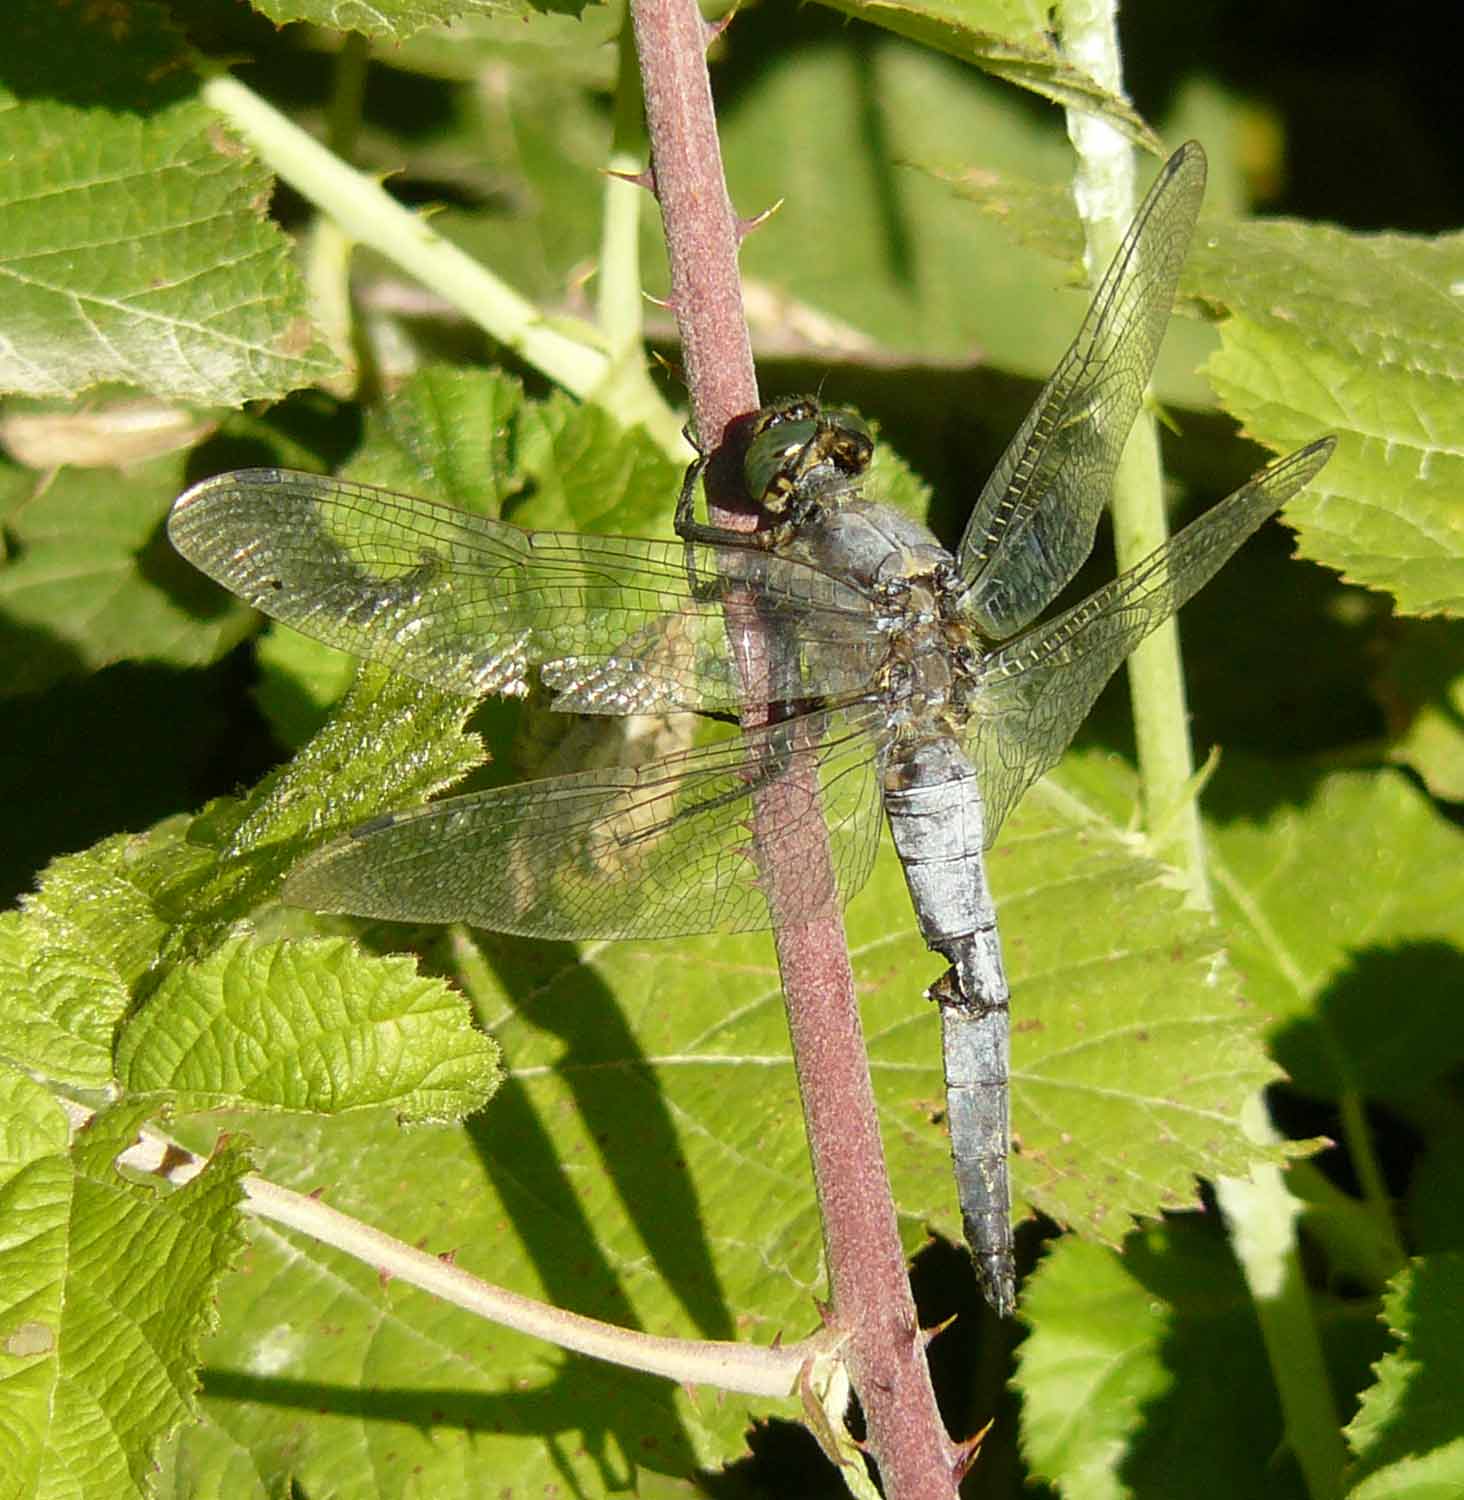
[168,141,1334,1318]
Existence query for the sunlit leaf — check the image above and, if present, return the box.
[117,935,501,1121]
[0,4,335,403]
[1189,220,1464,618]
[0,1083,248,1500]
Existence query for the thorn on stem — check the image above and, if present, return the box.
[953,1420,994,1481]
[604,165,658,196]
[737,198,785,241]
[650,349,684,385]
[920,1312,959,1347]
[703,6,737,46]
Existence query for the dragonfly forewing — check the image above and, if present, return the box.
[962,435,1338,845]
[956,142,1207,637]
[168,468,882,714]
[281,705,889,940]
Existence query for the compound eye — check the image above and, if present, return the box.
[744,419,819,505]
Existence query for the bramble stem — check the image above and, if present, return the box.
[630,1,963,1491]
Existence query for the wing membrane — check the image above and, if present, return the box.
[963,438,1335,843]
[956,143,1207,637]
[168,468,883,713]
[281,705,889,939]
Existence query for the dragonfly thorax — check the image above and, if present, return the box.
[785,498,955,594]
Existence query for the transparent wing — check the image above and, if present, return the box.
[956,142,1207,637]
[168,468,884,714]
[964,437,1335,843]
[281,705,890,940]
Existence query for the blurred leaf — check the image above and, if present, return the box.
[252,620,359,749]
[0,454,255,697]
[0,398,217,471]
[720,34,1105,378]
[1290,1162,1410,1298]
[0,1084,248,1500]
[0,2,336,403]
[1189,221,1464,618]
[1374,618,1464,803]
[1207,765,1464,1104]
[813,0,1161,152]
[1410,1123,1464,1256]
[1346,1255,1464,1498]
[248,0,544,45]
[117,935,501,1120]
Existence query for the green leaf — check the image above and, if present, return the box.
[722,39,1101,379]
[337,366,680,536]
[0,1,336,403]
[0,1086,248,1500]
[1346,1255,1464,1498]
[812,1,1161,152]
[1410,1122,1464,1256]
[1188,221,1464,618]
[168,1097,782,1493]
[508,394,683,536]
[0,909,123,1089]
[0,1070,71,1500]
[1207,765,1464,1103]
[1375,618,1464,803]
[245,0,540,46]
[0,453,255,698]
[117,935,501,1121]
[144,758,1291,1492]
[251,620,360,750]
[18,836,181,995]
[917,160,1463,618]
[1015,1222,1353,1500]
[160,663,485,955]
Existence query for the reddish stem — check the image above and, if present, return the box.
[629,2,964,1491]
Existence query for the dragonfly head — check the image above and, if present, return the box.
[743,397,873,519]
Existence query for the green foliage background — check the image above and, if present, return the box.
[2,1,1461,1497]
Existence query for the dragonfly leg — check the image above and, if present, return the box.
[672,444,763,595]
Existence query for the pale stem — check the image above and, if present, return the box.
[62,1099,820,1400]
[1060,7,1339,1497]
[1061,0,1208,896]
[199,74,684,453]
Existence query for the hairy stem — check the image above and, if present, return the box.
[630,1,964,1491]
